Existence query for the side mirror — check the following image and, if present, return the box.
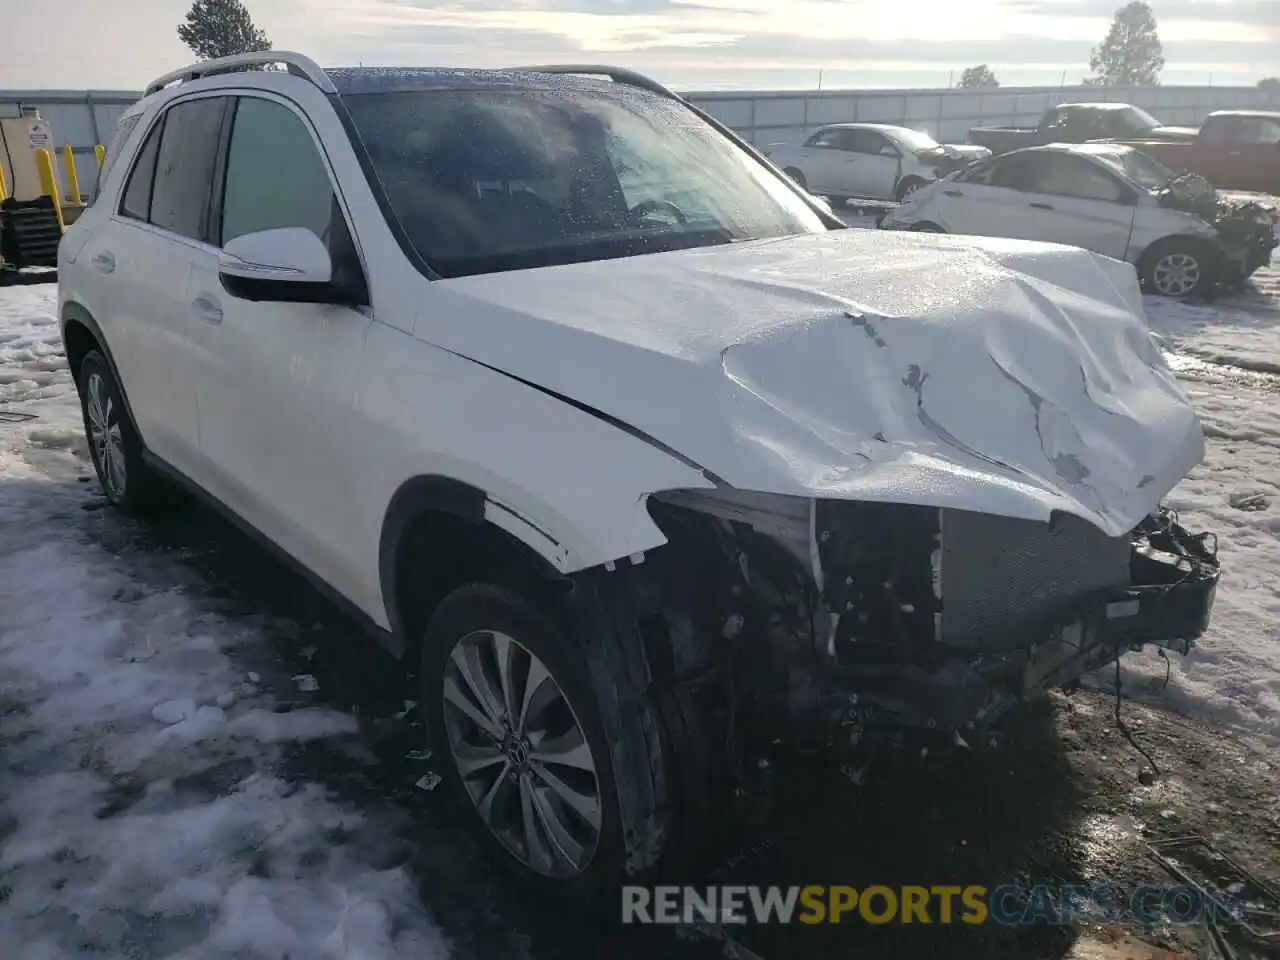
[879,144,900,157]
[218,227,340,303]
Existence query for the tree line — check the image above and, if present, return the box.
[959,1,1275,90]
[178,0,1278,93]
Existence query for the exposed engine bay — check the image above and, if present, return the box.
[1160,172,1279,278]
[634,492,1220,748]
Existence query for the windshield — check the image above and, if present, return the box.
[1119,106,1161,132]
[341,86,828,278]
[1095,147,1174,191]
[891,127,940,151]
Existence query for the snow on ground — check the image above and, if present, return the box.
[0,286,449,958]
[2,247,1280,955]
[1119,277,1280,752]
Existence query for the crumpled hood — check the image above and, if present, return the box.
[424,230,1205,537]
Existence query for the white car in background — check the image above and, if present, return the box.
[764,123,990,203]
[881,142,1278,297]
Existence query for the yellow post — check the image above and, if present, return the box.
[94,144,105,168]
[34,148,65,232]
[62,144,83,205]
[0,163,7,202]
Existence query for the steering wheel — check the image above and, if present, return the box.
[629,199,688,227]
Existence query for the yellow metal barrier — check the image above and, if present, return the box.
[62,144,83,205]
[34,148,65,231]
[0,163,7,202]
[95,144,105,168]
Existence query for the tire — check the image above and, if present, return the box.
[783,167,807,190]
[76,350,171,515]
[895,176,928,201]
[910,221,946,233]
[419,582,636,900]
[1139,238,1216,298]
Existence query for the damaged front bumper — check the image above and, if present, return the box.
[816,504,1221,732]
[646,491,1220,740]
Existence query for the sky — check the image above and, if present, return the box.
[0,0,1276,92]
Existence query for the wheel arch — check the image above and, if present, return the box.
[61,301,108,383]
[1132,232,1222,269]
[894,173,928,200]
[378,475,573,658]
[1134,233,1224,294]
[61,302,147,438]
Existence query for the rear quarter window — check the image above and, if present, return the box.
[95,114,142,200]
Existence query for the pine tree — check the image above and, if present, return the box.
[1260,77,1280,93]
[1085,1,1164,86]
[177,0,272,61]
[958,65,1000,89]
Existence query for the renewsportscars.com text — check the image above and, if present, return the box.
[622,884,1244,926]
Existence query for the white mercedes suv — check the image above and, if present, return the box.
[59,52,1221,898]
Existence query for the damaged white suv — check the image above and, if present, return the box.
[59,53,1220,895]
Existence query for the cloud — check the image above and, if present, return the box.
[1005,0,1277,24]
[0,0,1276,90]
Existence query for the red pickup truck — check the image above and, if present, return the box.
[1107,110,1280,196]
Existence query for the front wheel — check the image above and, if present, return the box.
[782,167,807,190]
[895,176,928,201]
[1140,240,1215,298]
[421,583,627,896]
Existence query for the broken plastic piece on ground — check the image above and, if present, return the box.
[415,771,442,792]
[0,410,38,423]
[1147,835,1280,942]
[405,748,433,762]
[1228,492,1269,512]
[292,674,319,692]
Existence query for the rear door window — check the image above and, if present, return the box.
[148,97,228,242]
[965,153,1036,189]
[805,128,846,149]
[96,114,141,199]
[119,119,164,222]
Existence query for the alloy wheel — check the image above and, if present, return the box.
[86,372,127,499]
[441,629,603,878]
[1152,252,1202,297]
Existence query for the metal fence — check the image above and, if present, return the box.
[4,82,1280,200]
[686,83,1280,146]
[0,90,137,200]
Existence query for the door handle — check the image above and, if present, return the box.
[943,189,963,197]
[90,252,115,274]
[191,296,223,325]
[1029,201,1054,210]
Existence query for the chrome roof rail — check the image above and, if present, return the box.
[144,51,335,97]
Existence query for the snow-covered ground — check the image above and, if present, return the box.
[1120,268,1280,751]
[0,286,451,958]
[2,248,1279,956]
